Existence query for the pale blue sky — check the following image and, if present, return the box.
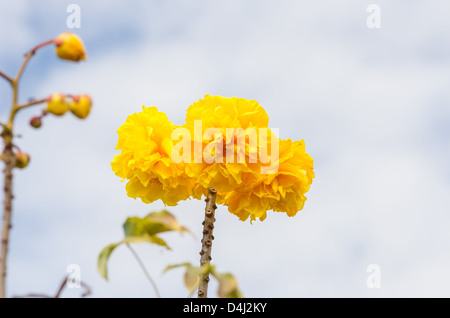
[1,0,450,297]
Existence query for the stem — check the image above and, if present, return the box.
[54,275,91,298]
[0,71,13,85]
[0,37,57,298]
[26,39,54,56]
[126,243,161,298]
[15,98,48,113]
[15,52,33,85]
[0,47,36,298]
[0,139,14,298]
[13,275,91,298]
[53,275,69,298]
[197,187,217,298]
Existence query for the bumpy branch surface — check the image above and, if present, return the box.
[0,50,35,298]
[0,141,14,298]
[197,187,217,298]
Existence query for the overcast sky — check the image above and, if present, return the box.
[1,0,450,298]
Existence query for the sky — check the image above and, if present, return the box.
[1,0,450,298]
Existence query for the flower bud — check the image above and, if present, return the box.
[54,32,86,62]
[47,93,69,116]
[70,95,92,119]
[15,152,30,169]
[30,116,42,128]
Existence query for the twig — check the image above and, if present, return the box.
[54,275,91,298]
[0,46,36,298]
[26,39,54,56]
[53,275,69,298]
[197,187,217,298]
[15,98,48,113]
[15,52,33,86]
[14,293,51,298]
[126,243,161,298]
[0,37,77,298]
[12,275,92,298]
[0,71,13,85]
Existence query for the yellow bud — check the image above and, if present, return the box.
[70,95,92,119]
[54,32,86,62]
[15,152,30,169]
[47,93,69,116]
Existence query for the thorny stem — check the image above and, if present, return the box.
[197,187,217,298]
[126,243,161,298]
[0,43,47,298]
[0,86,17,298]
[0,140,13,298]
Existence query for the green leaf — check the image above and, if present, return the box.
[165,263,244,298]
[97,210,190,280]
[212,272,244,298]
[123,210,190,238]
[146,210,190,233]
[163,262,192,273]
[164,263,244,298]
[164,263,214,296]
[122,210,190,250]
[97,242,121,280]
[184,265,201,294]
[164,263,197,295]
[227,288,244,298]
[124,234,169,249]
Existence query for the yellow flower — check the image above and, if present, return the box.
[112,95,315,223]
[54,32,86,62]
[46,93,69,116]
[111,106,200,206]
[183,95,270,194]
[222,138,315,222]
[185,95,269,131]
[70,94,92,119]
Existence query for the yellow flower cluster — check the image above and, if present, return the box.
[222,138,315,222]
[183,95,270,194]
[111,106,202,206]
[46,93,92,119]
[112,96,315,222]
